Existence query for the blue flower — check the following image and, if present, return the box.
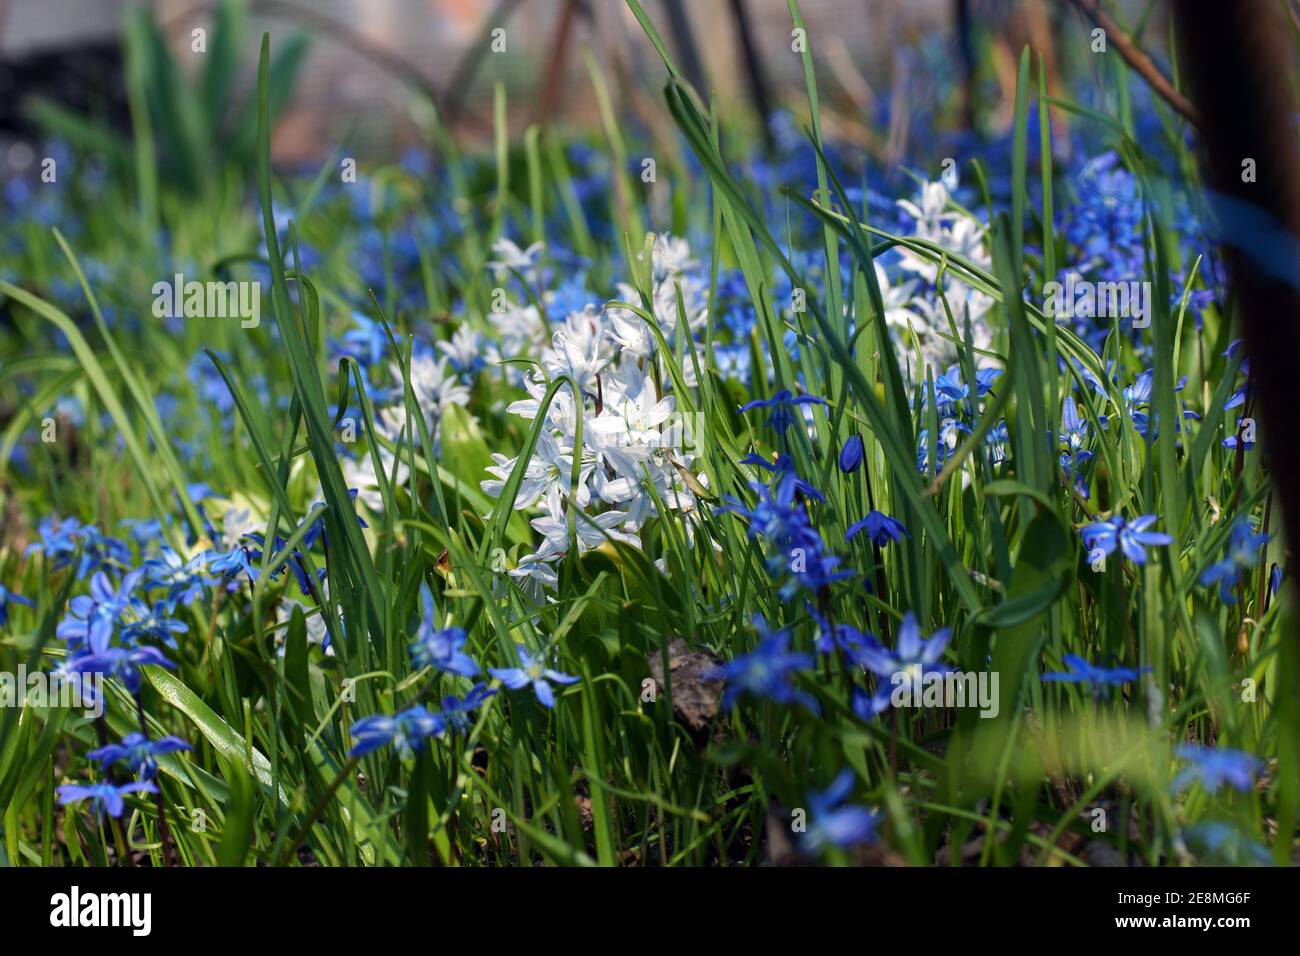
[838,433,864,473]
[801,769,881,854]
[1222,417,1255,451]
[719,462,852,599]
[546,272,596,322]
[1118,371,1189,440]
[437,683,497,734]
[207,541,260,585]
[489,645,580,708]
[932,365,1001,418]
[25,516,86,570]
[142,547,213,608]
[1060,395,1089,454]
[857,612,952,716]
[1169,281,1216,328]
[710,618,818,712]
[409,586,478,677]
[56,569,146,652]
[193,350,239,416]
[1172,744,1262,794]
[57,780,158,819]
[738,389,826,438]
[87,732,191,781]
[301,490,368,550]
[121,518,166,549]
[70,525,131,580]
[970,366,1004,400]
[1182,822,1271,866]
[348,705,444,757]
[1059,448,1093,497]
[713,342,751,381]
[1199,518,1268,603]
[335,311,389,370]
[24,517,130,580]
[1223,341,1249,412]
[123,600,189,647]
[185,482,215,504]
[985,420,1010,465]
[1062,153,1145,281]
[1080,514,1172,565]
[845,510,909,547]
[0,584,34,627]
[809,604,879,665]
[66,643,175,695]
[1041,654,1150,698]
[738,453,823,502]
[915,427,954,474]
[242,533,322,596]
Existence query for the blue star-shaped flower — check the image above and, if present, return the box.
[490,645,579,708]
[1172,744,1262,794]
[709,618,818,713]
[88,732,191,781]
[1080,514,1172,565]
[801,769,882,854]
[57,780,159,819]
[0,584,34,628]
[846,510,909,547]
[1041,654,1150,698]
[739,389,826,437]
[409,585,479,677]
[349,705,444,757]
[1199,518,1268,603]
[855,612,951,717]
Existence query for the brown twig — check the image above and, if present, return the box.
[1067,0,1201,127]
[163,0,440,105]
[539,0,582,122]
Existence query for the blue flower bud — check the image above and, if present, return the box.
[838,433,864,473]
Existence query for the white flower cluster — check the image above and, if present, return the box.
[606,235,710,386]
[880,180,996,375]
[344,350,472,511]
[483,234,710,601]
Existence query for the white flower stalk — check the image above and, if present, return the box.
[531,509,640,555]
[400,353,471,425]
[606,232,709,386]
[477,235,710,596]
[481,431,593,517]
[219,507,260,552]
[437,323,498,376]
[347,352,472,516]
[542,305,615,397]
[488,237,545,287]
[485,299,547,386]
[892,181,998,375]
[507,553,560,604]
